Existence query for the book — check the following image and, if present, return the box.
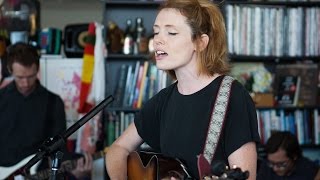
[275,63,318,106]
[275,75,301,106]
[132,65,145,108]
[122,65,133,107]
[128,61,141,107]
[137,61,149,108]
[105,111,116,146]
[113,64,128,107]
[314,109,320,145]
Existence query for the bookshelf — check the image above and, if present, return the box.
[101,0,320,152]
[224,2,320,58]
[229,55,320,64]
[102,0,170,153]
[224,0,320,162]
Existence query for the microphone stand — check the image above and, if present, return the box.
[23,95,114,180]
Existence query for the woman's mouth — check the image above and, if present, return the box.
[155,50,168,60]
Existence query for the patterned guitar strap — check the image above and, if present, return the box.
[197,75,234,179]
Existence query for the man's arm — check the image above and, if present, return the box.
[105,122,143,180]
[228,142,257,180]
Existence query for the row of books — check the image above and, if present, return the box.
[104,108,320,147]
[225,5,320,57]
[104,111,135,146]
[257,109,320,145]
[112,61,170,108]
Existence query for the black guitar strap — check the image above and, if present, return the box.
[197,75,234,179]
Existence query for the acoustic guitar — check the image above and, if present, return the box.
[127,151,189,180]
[127,151,249,180]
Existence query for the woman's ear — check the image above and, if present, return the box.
[197,34,209,52]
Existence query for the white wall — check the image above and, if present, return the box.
[40,0,104,30]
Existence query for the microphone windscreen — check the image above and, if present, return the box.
[211,160,227,176]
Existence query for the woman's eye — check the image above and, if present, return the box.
[153,32,159,36]
[168,32,178,35]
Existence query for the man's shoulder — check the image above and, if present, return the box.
[0,80,14,94]
[45,89,64,103]
[38,84,63,100]
[298,156,319,168]
[257,159,278,180]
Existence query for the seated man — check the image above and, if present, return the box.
[257,131,320,180]
[0,42,92,179]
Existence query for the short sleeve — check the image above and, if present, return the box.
[224,81,261,157]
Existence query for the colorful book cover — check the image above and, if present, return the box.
[275,75,301,106]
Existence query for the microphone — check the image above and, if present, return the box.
[23,95,114,172]
[211,160,250,180]
[211,160,227,177]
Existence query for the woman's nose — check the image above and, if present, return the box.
[153,36,164,46]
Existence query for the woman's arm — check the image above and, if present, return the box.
[105,123,143,180]
[228,142,257,180]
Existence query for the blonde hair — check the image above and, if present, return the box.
[159,0,230,79]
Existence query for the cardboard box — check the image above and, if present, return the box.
[251,93,274,107]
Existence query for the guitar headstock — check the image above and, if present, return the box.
[203,161,249,180]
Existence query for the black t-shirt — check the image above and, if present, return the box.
[257,156,319,180]
[0,81,66,166]
[135,75,261,178]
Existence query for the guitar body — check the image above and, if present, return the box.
[126,152,250,180]
[0,148,108,180]
[127,151,157,180]
[127,151,187,180]
[0,154,39,180]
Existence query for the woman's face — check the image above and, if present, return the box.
[153,8,197,72]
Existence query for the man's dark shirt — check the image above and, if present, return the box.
[0,80,66,166]
[257,156,319,180]
[0,56,10,82]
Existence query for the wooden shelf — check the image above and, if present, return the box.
[107,53,152,60]
[300,144,320,149]
[105,107,140,112]
[259,144,320,149]
[230,55,320,63]
[256,106,320,110]
[104,0,163,7]
[225,1,320,7]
